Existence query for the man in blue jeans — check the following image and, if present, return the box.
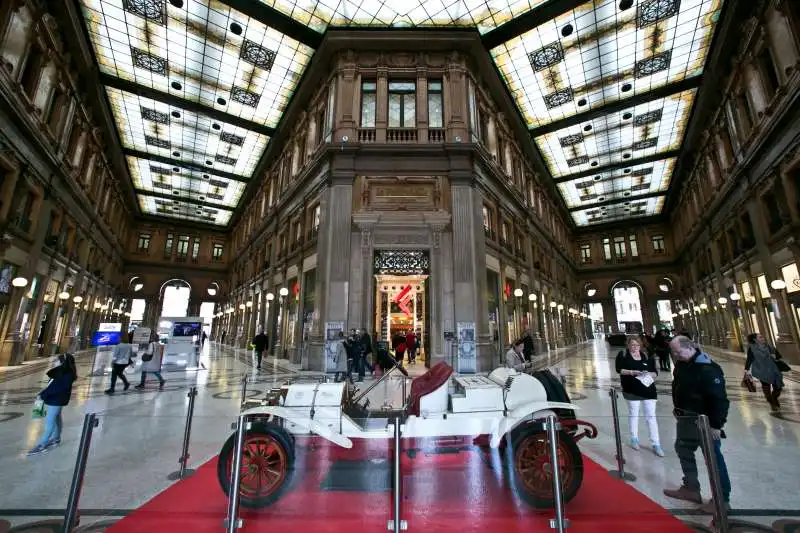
[664,336,731,513]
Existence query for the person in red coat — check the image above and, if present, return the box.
[406,330,418,364]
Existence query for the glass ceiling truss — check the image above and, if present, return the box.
[491,0,724,129]
[258,0,551,33]
[557,157,675,209]
[536,89,694,178]
[571,195,665,226]
[107,87,268,176]
[80,0,314,129]
[139,194,234,225]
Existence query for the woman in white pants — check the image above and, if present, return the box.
[615,336,663,457]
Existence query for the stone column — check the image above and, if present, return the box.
[416,64,428,143]
[450,178,491,370]
[23,264,57,359]
[747,200,800,362]
[0,190,52,366]
[375,67,388,142]
[428,223,446,358]
[601,299,618,334]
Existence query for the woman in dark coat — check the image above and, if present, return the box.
[745,333,784,410]
[28,353,77,455]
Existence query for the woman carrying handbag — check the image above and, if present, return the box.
[28,353,77,456]
[745,333,784,411]
[135,331,166,390]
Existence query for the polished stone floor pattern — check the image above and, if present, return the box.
[0,339,797,532]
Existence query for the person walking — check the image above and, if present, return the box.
[405,330,417,365]
[27,353,77,455]
[332,331,349,382]
[252,330,269,370]
[357,329,374,382]
[745,333,784,411]
[201,331,208,346]
[615,336,664,457]
[106,333,134,395]
[664,336,731,513]
[135,331,166,390]
[654,329,671,371]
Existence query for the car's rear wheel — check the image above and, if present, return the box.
[217,423,295,508]
[508,425,583,508]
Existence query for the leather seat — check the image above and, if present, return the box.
[408,361,453,416]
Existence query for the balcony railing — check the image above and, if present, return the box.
[428,128,445,143]
[357,128,376,143]
[387,128,417,142]
[484,226,495,240]
[307,226,319,241]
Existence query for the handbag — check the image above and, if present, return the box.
[776,359,791,372]
[32,398,46,419]
[741,374,757,393]
[142,342,154,362]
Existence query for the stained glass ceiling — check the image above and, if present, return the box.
[77,0,725,227]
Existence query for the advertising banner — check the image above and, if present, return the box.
[324,321,344,373]
[457,322,476,374]
[160,317,202,369]
[98,323,122,332]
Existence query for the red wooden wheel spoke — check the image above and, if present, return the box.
[228,434,288,499]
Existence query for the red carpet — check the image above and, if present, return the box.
[107,438,693,532]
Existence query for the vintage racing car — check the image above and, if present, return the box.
[217,361,597,509]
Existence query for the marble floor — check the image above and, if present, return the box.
[0,339,797,532]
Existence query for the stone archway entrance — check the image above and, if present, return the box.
[611,280,644,334]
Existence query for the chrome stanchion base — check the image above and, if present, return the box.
[167,467,196,481]
[387,520,408,531]
[549,519,571,529]
[608,470,637,481]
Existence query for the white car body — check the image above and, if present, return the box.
[241,367,578,449]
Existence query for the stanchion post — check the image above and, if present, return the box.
[387,417,407,532]
[167,387,198,480]
[546,415,569,532]
[224,414,247,533]
[698,414,730,533]
[61,413,99,533]
[608,388,636,481]
[240,374,248,409]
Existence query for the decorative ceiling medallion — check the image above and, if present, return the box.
[131,47,168,75]
[566,155,589,167]
[635,50,672,78]
[214,154,237,165]
[632,167,654,176]
[559,133,584,147]
[208,179,228,188]
[240,40,277,71]
[528,42,564,72]
[633,138,659,150]
[634,109,663,126]
[149,165,171,175]
[544,87,574,109]
[145,135,170,149]
[220,132,245,146]
[140,107,169,124]
[231,87,260,107]
[122,0,166,25]
[638,0,682,29]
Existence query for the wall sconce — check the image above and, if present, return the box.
[550,301,557,308]
[73,295,84,304]
[770,279,787,291]
[699,303,708,310]
[513,288,523,298]
[238,303,246,310]
[58,291,70,300]
[266,292,275,301]
[279,287,289,297]
[246,301,253,307]
[11,276,28,288]
[717,297,727,305]
[586,288,597,297]
[557,304,564,311]
[528,293,536,301]
[730,292,741,301]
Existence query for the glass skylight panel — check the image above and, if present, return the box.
[571,195,665,226]
[139,194,233,225]
[127,156,245,209]
[81,0,314,128]
[558,158,675,208]
[491,0,723,128]
[108,88,267,176]
[260,0,549,33]
[537,90,694,177]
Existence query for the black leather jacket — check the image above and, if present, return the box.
[671,350,729,430]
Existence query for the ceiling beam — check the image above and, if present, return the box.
[482,0,587,50]
[567,191,666,212]
[553,151,681,183]
[122,148,251,183]
[530,77,704,137]
[134,189,234,211]
[100,74,275,137]
[217,0,323,48]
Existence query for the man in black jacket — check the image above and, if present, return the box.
[664,336,731,513]
[252,330,269,370]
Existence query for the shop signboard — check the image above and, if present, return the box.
[457,322,476,374]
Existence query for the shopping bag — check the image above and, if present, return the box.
[32,398,46,419]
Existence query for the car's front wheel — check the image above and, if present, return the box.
[507,425,583,508]
[217,423,295,508]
